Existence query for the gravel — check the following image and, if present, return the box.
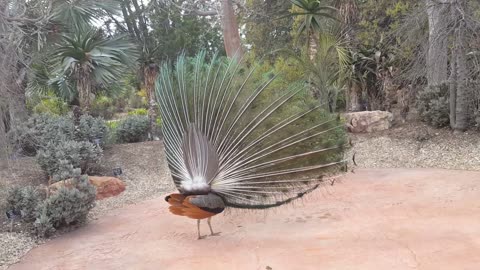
[0,233,38,270]
[348,124,480,171]
[88,140,175,220]
[1,124,479,269]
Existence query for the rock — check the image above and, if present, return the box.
[344,111,393,133]
[49,176,126,200]
[89,176,126,200]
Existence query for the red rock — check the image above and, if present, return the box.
[49,176,126,200]
[89,176,126,200]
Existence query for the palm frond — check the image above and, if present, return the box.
[52,0,121,32]
[29,28,138,103]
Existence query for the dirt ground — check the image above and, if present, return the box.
[1,122,479,269]
[8,168,480,270]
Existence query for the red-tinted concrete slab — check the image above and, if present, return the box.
[9,169,480,270]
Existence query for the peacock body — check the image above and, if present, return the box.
[156,52,346,238]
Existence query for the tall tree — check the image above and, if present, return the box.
[448,0,469,131]
[244,0,294,59]
[221,0,243,58]
[290,0,337,61]
[0,0,57,153]
[425,0,449,87]
[166,0,242,58]
[335,0,360,111]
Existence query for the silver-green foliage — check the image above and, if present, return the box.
[6,176,97,237]
[37,141,102,181]
[8,114,74,156]
[6,186,42,222]
[76,115,108,146]
[8,114,106,181]
[34,175,96,237]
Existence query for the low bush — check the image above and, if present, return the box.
[76,115,108,147]
[5,176,96,238]
[36,140,102,182]
[5,186,43,222]
[8,114,106,181]
[416,84,450,128]
[115,115,149,143]
[8,114,55,156]
[34,175,96,237]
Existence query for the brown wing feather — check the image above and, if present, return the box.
[165,193,186,206]
[165,194,217,219]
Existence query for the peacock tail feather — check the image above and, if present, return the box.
[156,51,347,209]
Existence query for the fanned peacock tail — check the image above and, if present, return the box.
[156,51,347,209]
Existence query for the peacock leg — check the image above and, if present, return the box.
[197,219,205,240]
[207,217,220,236]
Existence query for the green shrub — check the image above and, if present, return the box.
[128,108,148,116]
[32,97,69,116]
[34,175,96,237]
[156,117,162,127]
[76,115,108,147]
[416,84,450,128]
[34,207,55,237]
[37,141,102,182]
[106,120,120,130]
[6,186,43,222]
[128,92,147,109]
[90,96,115,119]
[115,115,149,143]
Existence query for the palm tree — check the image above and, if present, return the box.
[277,24,349,112]
[48,30,138,112]
[290,0,337,61]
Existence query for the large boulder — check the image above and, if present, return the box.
[344,111,393,133]
[49,176,126,200]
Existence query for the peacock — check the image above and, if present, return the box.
[156,52,347,239]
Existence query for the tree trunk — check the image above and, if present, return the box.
[308,32,318,62]
[77,67,92,113]
[220,0,243,58]
[7,67,28,127]
[348,83,362,111]
[144,63,159,139]
[425,0,449,87]
[0,101,8,159]
[449,46,457,129]
[453,1,469,132]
